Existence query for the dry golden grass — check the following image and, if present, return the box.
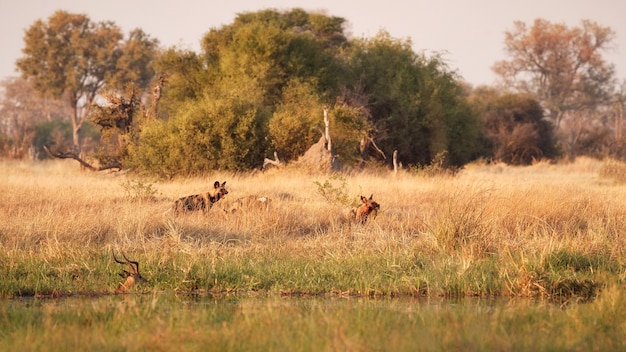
[1,157,625,298]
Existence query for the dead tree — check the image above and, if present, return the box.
[393,150,400,176]
[359,136,386,160]
[263,151,282,169]
[323,105,332,152]
[147,75,166,119]
[43,145,122,171]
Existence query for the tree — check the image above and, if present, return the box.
[16,10,158,153]
[346,32,480,167]
[268,79,323,162]
[481,94,557,165]
[140,8,348,173]
[493,19,616,129]
[127,93,268,176]
[133,9,481,175]
[153,48,207,118]
[0,77,70,159]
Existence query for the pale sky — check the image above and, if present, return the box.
[1,0,624,88]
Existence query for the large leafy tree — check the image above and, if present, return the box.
[134,9,480,174]
[16,10,159,152]
[492,19,616,129]
[347,32,480,166]
[136,8,348,172]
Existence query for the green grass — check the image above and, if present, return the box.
[1,290,625,351]
[0,248,607,301]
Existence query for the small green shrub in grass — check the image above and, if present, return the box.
[119,177,159,201]
[314,174,351,207]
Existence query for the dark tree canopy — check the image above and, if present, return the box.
[346,32,480,166]
[482,94,557,165]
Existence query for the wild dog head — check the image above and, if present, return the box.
[113,250,146,293]
[207,181,229,204]
[173,181,229,215]
[353,194,380,224]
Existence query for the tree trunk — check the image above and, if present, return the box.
[323,106,331,153]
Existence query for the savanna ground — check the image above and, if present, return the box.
[1,158,626,350]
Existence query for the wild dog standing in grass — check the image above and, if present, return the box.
[173,181,229,215]
[113,250,146,293]
[223,195,271,214]
[351,194,380,224]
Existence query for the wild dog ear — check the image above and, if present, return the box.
[221,181,227,187]
[360,196,368,203]
[369,194,374,200]
[214,181,220,188]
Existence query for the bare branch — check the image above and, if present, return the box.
[263,151,282,169]
[43,145,122,171]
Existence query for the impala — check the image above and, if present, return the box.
[113,250,146,293]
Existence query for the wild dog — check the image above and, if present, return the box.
[351,194,380,224]
[224,195,271,213]
[113,250,146,293]
[173,181,228,215]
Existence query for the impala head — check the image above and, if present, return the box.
[113,250,146,293]
[355,194,380,224]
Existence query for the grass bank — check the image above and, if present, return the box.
[1,158,625,301]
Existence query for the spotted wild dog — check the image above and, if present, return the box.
[173,181,228,215]
[113,250,146,293]
[223,195,271,213]
[351,194,380,224]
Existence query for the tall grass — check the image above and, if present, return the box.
[1,158,625,300]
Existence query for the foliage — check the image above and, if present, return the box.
[7,8,489,173]
[329,103,373,165]
[481,93,557,165]
[153,48,207,118]
[135,9,480,174]
[127,95,269,176]
[346,32,481,167]
[313,174,351,206]
[33,119,73,158]
[268,79,324,162]
[493,19,616,129]
[89,84,151,167]
[16,10,159,151]
[0,77,70,159]
[119,178,159,201]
